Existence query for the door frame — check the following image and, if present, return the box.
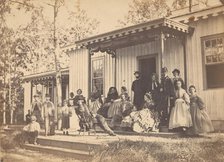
[137,53,159,76]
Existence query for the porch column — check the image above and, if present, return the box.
[182,36,188,87]
[160,31,165,69]
[88,49,92,100]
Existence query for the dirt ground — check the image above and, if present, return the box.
[0,149,81,162]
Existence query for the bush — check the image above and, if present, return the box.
[0,131,24,151]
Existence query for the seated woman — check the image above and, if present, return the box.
[107,86,129,118]
[89,86,103,114]
[110,92,135,128]
[98,87,119,118]
[169,79,192,131]
[121,93,160,133]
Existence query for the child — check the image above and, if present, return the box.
[23,116,40,145]
[61,100,71,135]
[169,79,192,131]
[189,85,214,135]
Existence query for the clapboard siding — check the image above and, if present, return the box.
[115,39,184,100]
[69,48,89,97]
[185,15,224,120]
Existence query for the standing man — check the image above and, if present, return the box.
[131,71,145,110]
[31,94,43,124]
[42,94,55,136]
[160,67,175,126]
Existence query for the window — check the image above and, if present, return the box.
[92,58,104,95]
[202,34,224,89]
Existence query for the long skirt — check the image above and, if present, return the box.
[62,115,70,129]
[121,109,156,133]
[190,103,214,134]
[89,100,102,114]
[107,99,122,118]
[69,107,80,131]
[169,99,192,129]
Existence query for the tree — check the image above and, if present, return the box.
[0,0,99,124]
[118,0,171,26]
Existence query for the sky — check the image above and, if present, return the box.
[6,0,222,34]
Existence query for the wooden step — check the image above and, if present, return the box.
[37,136,101,152]
[23,144,92,160]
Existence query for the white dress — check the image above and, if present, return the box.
[69,106,80,130]
[169,89,192,129]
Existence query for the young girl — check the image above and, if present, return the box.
[61,100,71,135]
[189,85,214,135]
[169,79,192,131]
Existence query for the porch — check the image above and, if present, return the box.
[67,18,194,99]
[22,68,69,120]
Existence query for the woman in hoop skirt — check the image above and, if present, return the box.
[188,85,214,135]
[169,79,192,131]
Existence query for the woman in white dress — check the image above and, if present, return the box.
[68,92,80,131]
[169,80,192,131]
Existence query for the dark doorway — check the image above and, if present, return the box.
[138,56,157,93]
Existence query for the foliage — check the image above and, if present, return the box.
[172,0,209,10]
[0,131,24,151]
[0,0,99,123]
[92,135,224,162]
[118,0,171,26]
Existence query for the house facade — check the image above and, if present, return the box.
[64,5,224,130]
[22,68,69,119]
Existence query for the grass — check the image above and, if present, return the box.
[91,134,224,162]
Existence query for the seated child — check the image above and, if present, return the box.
[23,116,40,145]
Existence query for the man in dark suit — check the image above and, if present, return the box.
[160,67,175,126]
[131,71,145,110]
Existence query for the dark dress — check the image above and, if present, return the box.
[160,76,175,126]
[189,95,214,134]
[148,81,161,107]
[61,106,70,129]
[98,92,119,118]
[132,79,145,110]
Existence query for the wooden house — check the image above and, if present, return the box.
[64,5,224,130]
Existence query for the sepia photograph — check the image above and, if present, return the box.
[0,0,224,162]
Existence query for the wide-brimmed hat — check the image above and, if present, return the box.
[172,68,180,75]
[161,67,168,73]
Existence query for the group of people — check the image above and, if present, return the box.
[24,94,58,144]
[23,66,214,145]
[128,67,214,134]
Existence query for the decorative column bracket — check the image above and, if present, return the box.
[89,46,116,58]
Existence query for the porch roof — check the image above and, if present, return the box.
[22,68,69,82]
[75,18,193,49]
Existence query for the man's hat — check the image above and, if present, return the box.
[172,68,180,75]
[33,94,39,97]
[134,71,141,75]
[45,94,50,98]
[161,67,168,73]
